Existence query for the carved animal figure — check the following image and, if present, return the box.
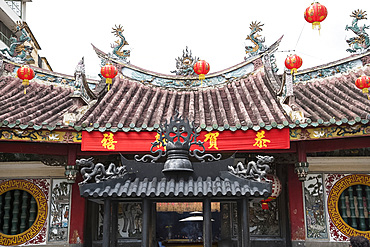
[0,22,34,63]
[111,25,131,59]
[245,21,267,56]
[228,155,274,182]
[345,9,369,53]
[77,157,126,184]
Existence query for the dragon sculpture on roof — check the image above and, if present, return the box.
[245,21,267,57]
[111,24,131,62]
[0,21,34,63]
[345,9,369,53]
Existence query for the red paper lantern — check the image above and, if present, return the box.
[285,54,303,75]
[17,65,35,94]
[304,2,328,32]
[355,75,370,99]
[101,63,118,91]
[193,60,210,85]
[261,174,282,210]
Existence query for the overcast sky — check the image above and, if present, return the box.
[26,0,369,79]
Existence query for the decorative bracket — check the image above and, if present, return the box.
[295,162,309,182]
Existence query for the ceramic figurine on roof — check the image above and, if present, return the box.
[170,46,199,76]
[345,9,370,53]
[74,57,85,90]
[0,21,34,64]
[110,24,131,62]
[245,21,267,58]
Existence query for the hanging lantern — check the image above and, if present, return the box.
[285,54,303,78]
[304,2,328,33]
[17,65,35,94]
[261,174,282,210]
[355,75,370,99]
[193,60,210,86]
[100,63,118,91]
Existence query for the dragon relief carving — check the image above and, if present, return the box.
[345,9,369,53]
[111,24,131,62]
[170,46,199,76]
[0,21,34,63]
[228,155,274,182]
[77,157,127,184]
[245,21,267,57]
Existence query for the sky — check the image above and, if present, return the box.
[26,0,369,79]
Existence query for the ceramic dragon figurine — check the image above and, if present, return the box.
[1,21,34,63]
[345,9,369,53]
[228,155,274,182]
[245,21,267,57]
[111,24,131,62]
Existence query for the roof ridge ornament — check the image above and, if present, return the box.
[135,111,221,172]
[245,21,267,58]
[0,21,34,64]
[170,46,199,76]
[345,9,370,53]
[110,24,131,63]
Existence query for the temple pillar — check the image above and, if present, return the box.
[102,199,112,247]
[203,197,212,247]
[288,162,306,246]
[219,203,232,247]
[142,198,150,247]
[236,197,250,247]
[68,145,85,245]
[111,201,118,247]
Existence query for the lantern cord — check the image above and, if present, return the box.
[294,22,306,50]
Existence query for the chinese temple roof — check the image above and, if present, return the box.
[283,51,370,128]
[76,67,291,132]
[293,65,370,126]
[0,75,77,129]
[0,47,369,133]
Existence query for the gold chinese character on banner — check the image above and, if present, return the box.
[204,132,220,150]
[101,133,117,150]
[155,133,166,149]
[253,130,271,148]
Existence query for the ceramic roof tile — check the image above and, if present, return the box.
[294,66,370,124]
[79,175,271,198]
[77,69,291,131]
[0,76,76,128]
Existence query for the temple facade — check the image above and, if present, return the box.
[0,3,370,247]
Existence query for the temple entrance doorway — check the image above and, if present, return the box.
[156,202,221,247]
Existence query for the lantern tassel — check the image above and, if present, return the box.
[363,88,370,99]
[106,78,112,91]
[199,74,205,86]
[22,79,29,94]
[312,22,321,35]
[291,68,298,80]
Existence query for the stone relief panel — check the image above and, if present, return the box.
[48,179,70,242]
[304,174,328,239]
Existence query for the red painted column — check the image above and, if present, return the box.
[68,145,86,244]
[288,141,306,241]
[287,163,305,241]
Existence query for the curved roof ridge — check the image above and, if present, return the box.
[92,36,283,90]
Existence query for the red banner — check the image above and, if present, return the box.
[81,129,290,152]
